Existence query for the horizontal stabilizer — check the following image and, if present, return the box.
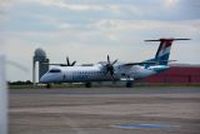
[160,60,177,63]
[145,38,191,42]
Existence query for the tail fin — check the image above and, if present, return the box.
[145,38,190,65]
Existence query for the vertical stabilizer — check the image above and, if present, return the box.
[145,38,190,65]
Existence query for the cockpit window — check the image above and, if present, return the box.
[49,69,61,73]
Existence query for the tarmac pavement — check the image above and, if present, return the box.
[9,86,200,134]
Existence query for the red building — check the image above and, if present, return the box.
[139,64,200,84]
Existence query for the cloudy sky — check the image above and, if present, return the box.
[0,0,200,81]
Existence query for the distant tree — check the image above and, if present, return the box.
[8,80,33,85]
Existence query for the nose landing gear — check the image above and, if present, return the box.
[85,82,92,88]
[126,81,133,88]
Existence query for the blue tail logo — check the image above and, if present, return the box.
[145,38,190,65]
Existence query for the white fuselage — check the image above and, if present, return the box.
[39,37,189,84]
[40,64,114,83]
[40,63,169,83]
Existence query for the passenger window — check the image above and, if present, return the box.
[49,69,61,73]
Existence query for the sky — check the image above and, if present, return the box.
[0,0,200,81]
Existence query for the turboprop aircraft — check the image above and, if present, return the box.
[40,38,190,87]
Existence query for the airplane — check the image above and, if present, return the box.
[40,38,190,87]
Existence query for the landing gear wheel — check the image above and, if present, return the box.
[85,82,92,88]
[46,84,51,89]
[126,81,133,88]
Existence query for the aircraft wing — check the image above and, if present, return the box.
[121,60,176,67]
[42,63,69,66]
[122,61,158,66]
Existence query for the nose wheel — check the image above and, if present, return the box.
[126,81,133,88]
[46,84,51,88]
[85,82,92,88]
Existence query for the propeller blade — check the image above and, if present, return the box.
[107,55,110,64]
[66,57,70,66]
[112,59,118,65]
[105,70,109,75]
[104,55,117,79]
[43,56,77,67]
[110,69,114,76]
[71,61,76,66]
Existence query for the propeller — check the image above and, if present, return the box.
[105,55,118,77]
[66,57,76,66]
[43,56,76,66]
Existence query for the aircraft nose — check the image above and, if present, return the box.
[39,72,64,83]
[39,74,49,83]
